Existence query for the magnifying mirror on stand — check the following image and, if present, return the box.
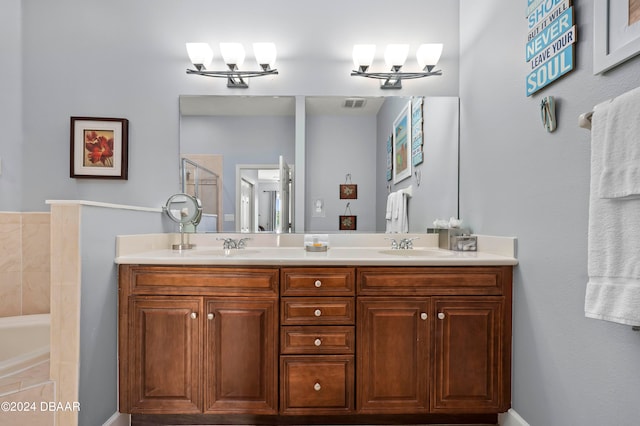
[163,193,203,250]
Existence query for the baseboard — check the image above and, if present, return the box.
[499,408,530,426]
[103,411,130,426]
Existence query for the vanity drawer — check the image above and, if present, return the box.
[281,268,355,296]
[280,355,354,414]
[122,265,279,296]
[281,326,355,354]
[281,298,355,325]
[357,266,510,296]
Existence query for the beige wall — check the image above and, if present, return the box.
[0,212,50,317]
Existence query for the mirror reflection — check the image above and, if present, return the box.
[179,95,458,234]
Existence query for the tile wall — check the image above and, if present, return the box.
[0,212,50,317]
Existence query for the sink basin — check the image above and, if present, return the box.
[188,249,261,257]
[379,249,453,257]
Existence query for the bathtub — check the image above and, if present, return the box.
[0,314,50,378]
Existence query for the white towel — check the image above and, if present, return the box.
[385,191,408,233]
[385,192,394,220]
[585,101,640,326]
[598,86,640,199]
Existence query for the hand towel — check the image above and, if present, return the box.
[385,192,394,220]
[585,101,640,326]
[385,191,408,233]
[598,86,640,199]
[385,192,396,233]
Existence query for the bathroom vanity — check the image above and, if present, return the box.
[116,234,516,425]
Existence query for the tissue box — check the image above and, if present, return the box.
[450,235,477,251]
[427,228,471,250]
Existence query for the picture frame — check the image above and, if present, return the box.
[339,184,358,199]
[392,101,412,184]
[339,215,357,231]
[594,0,640,74]
[70,116,129,179]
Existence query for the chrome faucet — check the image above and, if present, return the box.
[217,237,251,250]
[398,237,419,249]
[385,237,419,250]
[385,237,399,249]
[236,238,250,249]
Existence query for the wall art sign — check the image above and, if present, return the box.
[339,215,357,230]
[525,0,576,96]
[386,135,393,181]
[339,202,356,230]
[70,117,129,179]
[411,97,424,166]
[392,101,412,184]
[594,0,640,74]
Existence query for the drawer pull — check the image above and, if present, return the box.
[438,312,445,320]
[314,279,322,288]
[314,382,321,391]
[190,312,198,320]
[314,309,322,317]
[314,338,322,346]
[207,313,214,320]
[420,312,428,320]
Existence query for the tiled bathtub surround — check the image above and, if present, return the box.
[0,212,51,317]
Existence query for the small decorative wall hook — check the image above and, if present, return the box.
[540,96,557,132]
[414,170,422,187]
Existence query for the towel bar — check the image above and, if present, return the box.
[578,111,593,130]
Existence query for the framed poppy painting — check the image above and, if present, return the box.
[70,117,129,179]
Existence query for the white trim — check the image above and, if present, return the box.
[102,412,130,426]
[499,408,531,426]
[46,199,162,213]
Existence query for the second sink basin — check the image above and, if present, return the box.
[379,249,453,257]
[189,249,261,257]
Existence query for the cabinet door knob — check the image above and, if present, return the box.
[420,312,428,320]
[190,312,198,320]
[314,338,322,346]
[207,313,214,320]
[314,280,322,288]
[314,382,322,391]
[314,309,322,317]
[437,312,445,320]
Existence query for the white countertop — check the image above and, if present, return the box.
[115,233,518,266]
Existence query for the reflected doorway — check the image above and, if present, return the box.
[236,156,294,233]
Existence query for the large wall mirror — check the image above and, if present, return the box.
[179,95,458,234]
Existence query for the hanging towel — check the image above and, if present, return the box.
[385,191,408,233]
[585,101,640,326]
[385,192,397,233]
[598,86,640,199]
[385,192,394,221]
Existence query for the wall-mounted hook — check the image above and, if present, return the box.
[541,96,557,132]
[414,170,421,186]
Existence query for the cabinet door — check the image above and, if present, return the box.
[128,297,202,413]
[432,297,506,412]
[357,298,430,413]
[204,298,278,414]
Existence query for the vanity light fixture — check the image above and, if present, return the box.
[186,42,278,88]
[351,43,443,89]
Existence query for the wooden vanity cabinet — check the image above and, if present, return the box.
[357,266,513,414]
[119,263,513,421]
[279,267,356,415]
[118,265,279,415]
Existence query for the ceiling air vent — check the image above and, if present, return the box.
[343,98,367,109]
